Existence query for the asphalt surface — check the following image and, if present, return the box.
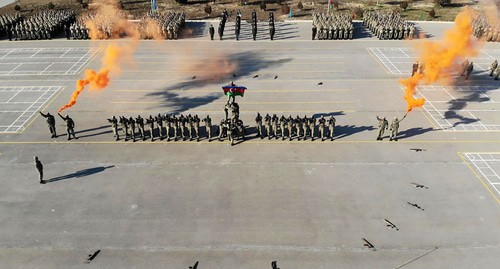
[0,21,499,268]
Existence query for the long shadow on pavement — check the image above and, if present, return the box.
[397,127,434,139]
[47,165,115,183]
[334,125,376,139]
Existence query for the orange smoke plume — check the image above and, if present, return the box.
[400,7,480,112]
[58,0,138,113]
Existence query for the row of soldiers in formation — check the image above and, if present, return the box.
[472,13,500,42]
[107,113,247,145]
[256,113,337,141]
[363,11,416,40]
[39,111,404,142]
[5,10,75,41]
[312,12,353,40]
[209,10,276,41]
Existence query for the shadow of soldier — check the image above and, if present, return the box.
[46,165,115,183]
[334,125,376,139]
[397,127,434,139]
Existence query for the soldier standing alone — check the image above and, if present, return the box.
[209,24,215,40]
[34,156,45,184]
[39,111,57,138]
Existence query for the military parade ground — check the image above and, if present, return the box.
[0,11,500,268]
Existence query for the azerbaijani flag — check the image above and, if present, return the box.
[222,85,247,97]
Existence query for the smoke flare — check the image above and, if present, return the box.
[58,0,139,112]
[400,7,480,112]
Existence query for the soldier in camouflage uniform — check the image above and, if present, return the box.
[194,115,201,142]
[58,113,77,140]
[203,115,212,141]
[128,116,136,142]
[107,116,119,141]
[119,116,129,141]
[302,115,308,140]
[287,115,294,141]
[272,114,279,139]
[39,111,57,138]
[156,113,165,140]
[146,115,155,141]
[318,116,326,141]
[390,117,400,141]
[279,115,286,140]
[376,116,388,141]
[264,113,271,139]
[328,116,336,141]
[136,115,145,141]
[255,112,263,138]
[309,117,316,141]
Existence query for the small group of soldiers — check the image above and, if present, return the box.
[411,61,425,77]
[212,9,229,41]
[255,113,337,141]
[459,59,475,80]
[139,11,185,40]
[107,114,216,142]
[210,10,275,41]
[312,12,353,40]
[363,11,416,40]
[376,116,403,141]
[472,13,500,42]
[39,111,77,140]
[458,59,500,80]
[7,10,75,41]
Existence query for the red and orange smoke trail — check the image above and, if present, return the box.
[399,7,481,113]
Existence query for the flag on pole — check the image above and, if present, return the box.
[151,0,157,11]
[222,85,247,97]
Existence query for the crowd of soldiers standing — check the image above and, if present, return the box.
[363,11,416,40]
[256,113,337,141]
[312,12,353,40]
[4,10,75,41]
[0,13,22,40]
[472,13,500,42]
[66,16,89,40]
[139,11,186,40]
